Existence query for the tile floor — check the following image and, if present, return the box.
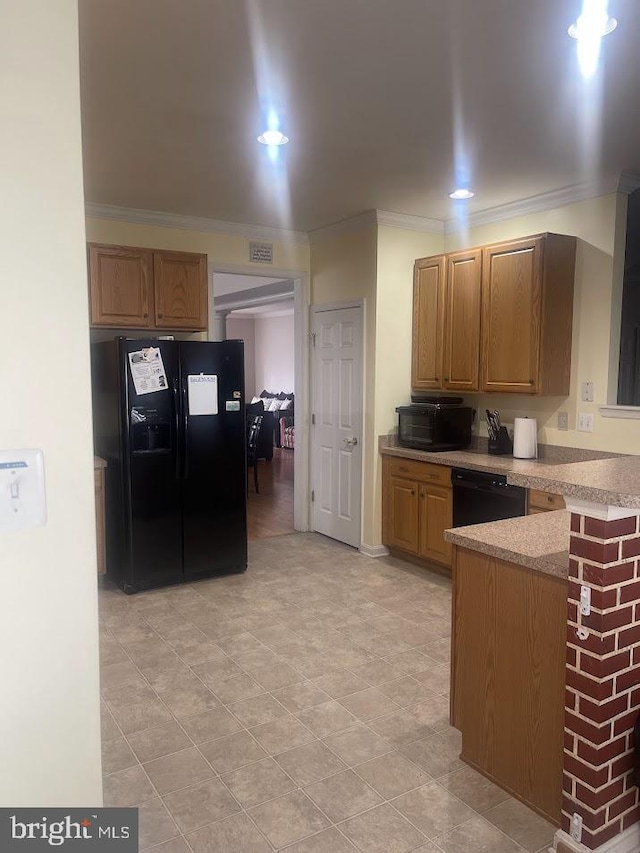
[99,533,556,853]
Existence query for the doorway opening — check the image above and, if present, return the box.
[212,272,302,541]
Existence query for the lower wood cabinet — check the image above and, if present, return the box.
[386,475,420,553]
[382,456,452,569]
[451,547,567,824]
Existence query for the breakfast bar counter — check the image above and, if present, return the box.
[444,509,569,578]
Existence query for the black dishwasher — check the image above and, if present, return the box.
[452,467,527,527]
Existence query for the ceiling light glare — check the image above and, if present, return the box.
[257,129,289,146]
[449,189,475,200]
[568,0,617,78]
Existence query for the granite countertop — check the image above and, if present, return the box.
[380,435,639,508]
[94,456,107,469]
[444,510,570,579]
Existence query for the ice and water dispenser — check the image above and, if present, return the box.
[130,407,171,453]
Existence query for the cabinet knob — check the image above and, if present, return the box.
[444,377,449,382]
[158,313,164,319]
[529,379,534,385]
[143,313,148,318]
[411,490,415,496]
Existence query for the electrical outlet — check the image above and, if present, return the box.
[557,411,569,431]
[581,380,594,402]
[578,413,594,433]
[570,813,583,843]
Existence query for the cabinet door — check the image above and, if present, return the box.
[385,476,419,554]
[153,251,208,330]
[89,244,153,327]
[443,250,482,391]
[481,237,543,393]
[418,483,453,566]
[412,256,445,390]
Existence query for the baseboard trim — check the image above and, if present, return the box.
[359,544,390,558]
[553,824,640,853]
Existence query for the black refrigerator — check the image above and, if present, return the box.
[92,337,247,593]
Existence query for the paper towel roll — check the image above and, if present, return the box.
[513,417,538,459]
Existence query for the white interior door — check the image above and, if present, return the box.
[311,305,363,547]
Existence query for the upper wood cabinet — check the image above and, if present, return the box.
[89,244,154,327]
[443,249,482,392]
[154,251,208,330]
[412,256,446,390]
[411,233,576,396]
[89,243,208,331]
[481,234,576,395]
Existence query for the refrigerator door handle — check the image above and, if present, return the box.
[182,383,189,479]
[172,378,181,481]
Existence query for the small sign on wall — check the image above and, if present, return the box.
[249,241,274,264]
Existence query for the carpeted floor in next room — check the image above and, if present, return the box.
[98,533,556,853]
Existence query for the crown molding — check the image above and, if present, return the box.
[445,179,618,234]
[618,171,640,195]
[84,202,309,245]
[309,208,444,243]
[375,209,445,234]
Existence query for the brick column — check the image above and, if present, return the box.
[563,509,640,849]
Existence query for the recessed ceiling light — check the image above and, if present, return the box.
[449,189,474,200]
[568,1,617,78]
[257,129,289,146]
[568,11,617,39]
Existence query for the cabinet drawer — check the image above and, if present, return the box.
[528,489,565,511]
[386,457,451,488]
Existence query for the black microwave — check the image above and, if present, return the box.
[396,399,473,452]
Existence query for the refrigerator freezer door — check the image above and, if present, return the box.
[122,339,184,592]
[179,341,247,580]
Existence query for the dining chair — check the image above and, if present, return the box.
[246,414,263,494]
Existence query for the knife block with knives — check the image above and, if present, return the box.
[486,409,513,456]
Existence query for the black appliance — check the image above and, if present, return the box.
[452,468,527,527]
[396,397,473,452]
[92,337,247,593]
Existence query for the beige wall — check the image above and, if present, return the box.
[366,226,446,546]
[310,223,378,547]
[446,193,636,454]
[0,0,102,805]
[255,314,295,394]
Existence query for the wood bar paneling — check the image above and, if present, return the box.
[452,546,567,824]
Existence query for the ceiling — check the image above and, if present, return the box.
[78,0,640,233]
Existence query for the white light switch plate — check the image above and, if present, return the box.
[578,413,594,433]
[0,449,47,533]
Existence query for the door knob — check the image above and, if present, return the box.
[344,436,358,447]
